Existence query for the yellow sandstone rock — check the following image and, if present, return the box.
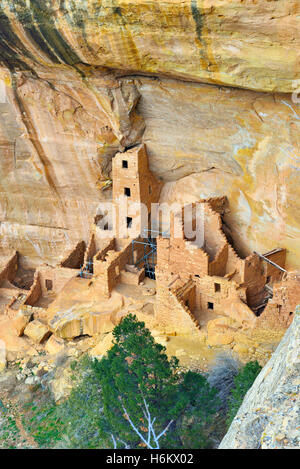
[206,317,238,346]
[13,309,33,337]
[24,320,51,344]
[233,343,250,356]
[45,335,65,355]
[0,339,6,372]
[89,333,115,358]
[1,1,298,92]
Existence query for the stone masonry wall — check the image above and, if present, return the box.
[0,252,18,285]
[60,241,86,270]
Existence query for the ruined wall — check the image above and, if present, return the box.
[208,244,228,277]
[113,145,161,209]
[38,265,79,296]
[263,249,286,284]
[155,273,200,334]
[113,145,162,237]
[120,267,145,286]
[93,238,116,264]
[259,274,300,329]
[204,197,228,216]
[60,241,86,269]
[242,254,266,308]
[94,239,144,297]
[24,271,42,307]
[0,252,18,285]
[191,274,255,327]
[157,235,210,286]
[155,201,263,328]
[84,234,97,265]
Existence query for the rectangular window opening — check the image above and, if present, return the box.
[46,279,53,291]
[208,302,214,310]
[124,187,131,197]
[214,283,221,292]
[126,217,133,228]
[122,160,128,168]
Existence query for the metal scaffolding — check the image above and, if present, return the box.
[79,259,93,279]
[131,228,169,280]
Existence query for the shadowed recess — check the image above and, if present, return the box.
[29,0,83,65]
[0,6,36,70]
[11,0,61,64]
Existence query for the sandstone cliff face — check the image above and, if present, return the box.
[219,307,300,449]
[0,0,299,269]
[0,0,299,92]
[0,66,144,267]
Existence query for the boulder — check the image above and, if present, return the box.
[13,309,33,337]
[45,335,65,355]
[24,320,51,344]
[89,333,114,358]
[232,343,249,356]
[206,317,237,346]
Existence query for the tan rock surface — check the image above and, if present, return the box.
[45,335,65,355]
[1,68,299,270]
[0,339,6,372]
[0,317,37,360]
[144,77,300,270]
[47,277,124,339]
[0,1,299,92]
[207,317,236,346]
[24,320,51,344]
[89,332,114,358]
[13,309,33,337]
[220,308,300,449]
[0,65,143,268]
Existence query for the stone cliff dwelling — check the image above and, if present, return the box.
[0,144,299,350]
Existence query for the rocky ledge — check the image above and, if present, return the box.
[219,306,300,449]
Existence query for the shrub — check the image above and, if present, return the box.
[226,361,262,426]
[20,315,222,449]
[92,314,219,448]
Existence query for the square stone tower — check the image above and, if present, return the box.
[112,144,162,235]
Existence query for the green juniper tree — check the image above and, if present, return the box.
[22,315,220,449]
[92,314,219,449]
